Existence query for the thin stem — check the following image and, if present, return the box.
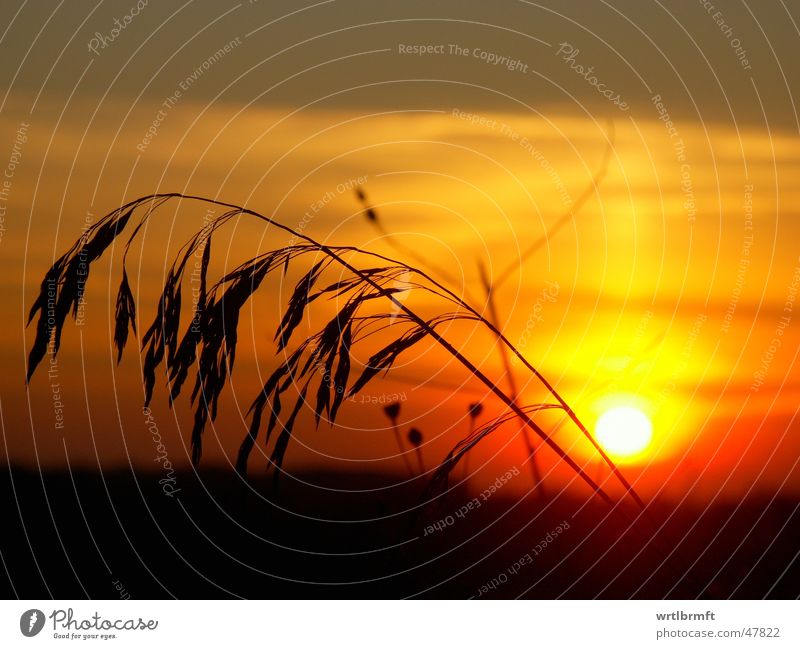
[493,120,616,290]
[414,447,425,474]
[390,420,415,478]
[478,259,545,499]
[356,190,480,306]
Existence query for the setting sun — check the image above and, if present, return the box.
[595,406,653,461]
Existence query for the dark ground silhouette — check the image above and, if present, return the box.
[1,466,797,599]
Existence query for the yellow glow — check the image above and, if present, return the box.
[595,406,653,460]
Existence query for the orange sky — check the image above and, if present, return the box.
[2,0,800,503]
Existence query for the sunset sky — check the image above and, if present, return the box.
[1,0,799,503]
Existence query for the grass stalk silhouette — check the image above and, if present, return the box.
[407,428,425,474]
[359,122,616,498]
[384,402,414,477]
[26,192,643,510]
[477,259,545,497]
[354,188,479,305]
[460,402,483,479]
[493,120,616,290]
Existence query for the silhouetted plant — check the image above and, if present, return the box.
[461,401,484,478]
[426,403,565,499]
[355,186,472,302]
[26,192,643,509]
[357,122,616,496]
[407,427,424,473]
[468,402,484,419]
[383,402,400,421]
[383,401,413,477]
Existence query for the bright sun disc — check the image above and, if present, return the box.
[595,406,652,459]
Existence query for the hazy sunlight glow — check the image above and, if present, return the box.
[595,406,652,460]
